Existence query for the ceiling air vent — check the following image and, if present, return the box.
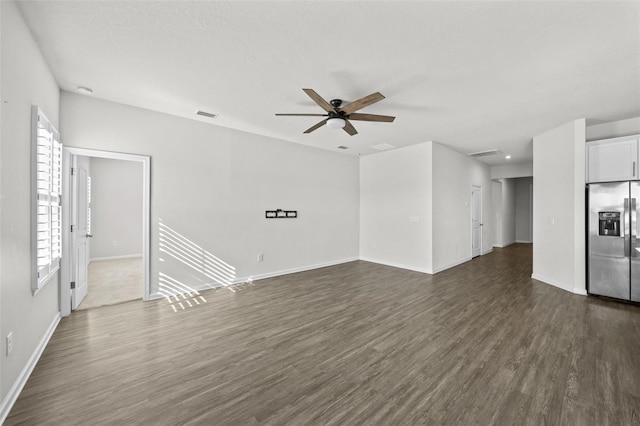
[337,146,349,150]
[468,149,503,158]
[196,110,218,119]
[372,143,395,151]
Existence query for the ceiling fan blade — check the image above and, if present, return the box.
[343,120,358,136]
[276,113,328,117]
[340,92,385,114]
[304,119,328,134]
[302,89,335,113]
[348,113,395,122]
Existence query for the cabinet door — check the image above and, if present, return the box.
[587,139,638,183]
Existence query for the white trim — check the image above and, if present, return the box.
[531,273,587,295]
[246,257,360,282]
[494,242,515,248]
[515,240,532,244]
[89,254,143,263]
[149,257,361,300]
[61,147,151,316]
[0,313,61,424]
[432,256,473,274]
[482,248,494,255]
[358,257,432,274]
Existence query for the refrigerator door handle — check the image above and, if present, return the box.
[632,198,637,257]
[624,198,630,257]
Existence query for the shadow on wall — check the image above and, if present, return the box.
[158,218,240,312]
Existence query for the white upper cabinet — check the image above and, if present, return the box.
[587,136,639,183]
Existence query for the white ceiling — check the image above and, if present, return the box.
[17,1,640,165]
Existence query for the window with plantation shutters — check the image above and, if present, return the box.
[32,106,62,291]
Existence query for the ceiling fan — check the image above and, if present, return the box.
[276,88,395,136]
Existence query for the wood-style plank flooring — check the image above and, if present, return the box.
[78,257,143,310]
[6,244,640,425]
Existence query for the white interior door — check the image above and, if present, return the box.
[71,156,91,309]
[472,185,482,258]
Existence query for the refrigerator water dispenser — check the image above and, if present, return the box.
[598,211,620,236]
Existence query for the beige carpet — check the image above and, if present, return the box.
[78,257,143,310]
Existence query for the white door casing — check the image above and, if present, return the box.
[61,147,151,317]
[472,185,482,258]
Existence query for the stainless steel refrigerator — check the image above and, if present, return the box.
[588,181,640,301]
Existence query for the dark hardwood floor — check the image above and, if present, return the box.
[6,244,640,425]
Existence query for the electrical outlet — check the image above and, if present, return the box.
[6,332,13,356]
[257,253,264,262]
[112,241,118,246]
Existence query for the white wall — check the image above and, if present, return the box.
[586,116,640,141]
[89,157,143,259]
[360,141,491,274]
[432,142,492,272]
[0,0,3,404]
[360,143,432,273]
[0,0,61,414]
[492,180,502,247]
[515,177,533,243]
[501,179,516,247]
[60,92,360,296]
[532,119,586,294]
[491,162,533,179]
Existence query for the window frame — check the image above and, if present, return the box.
[31,106,62,293]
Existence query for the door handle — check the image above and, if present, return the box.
[624,198,630,257]
[86,234,93,238]
[632,198,637,257]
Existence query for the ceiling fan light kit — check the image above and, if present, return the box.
[327,117,346,129]
[276,88,396,136]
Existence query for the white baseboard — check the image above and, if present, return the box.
[149,257,361,300]
[359,257,433,274]
[432,256,472,274]
[90,254,143,263]
[482,248,494,255]
[493,243,513,248]
[531,273,587,296]
[515,240,532,244]
[0,312,61,424]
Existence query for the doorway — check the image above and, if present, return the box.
[471,185,482,258]
[491,177,534,247]
[61,148,150,316]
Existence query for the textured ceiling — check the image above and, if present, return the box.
[17,1,640,165]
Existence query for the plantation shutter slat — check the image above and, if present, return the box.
[32,106,62,291]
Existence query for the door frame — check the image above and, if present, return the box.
[471,185,483,257]
[61,147,151,316]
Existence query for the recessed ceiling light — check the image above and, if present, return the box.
[505,155,512,160]
[77,86,93,95]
